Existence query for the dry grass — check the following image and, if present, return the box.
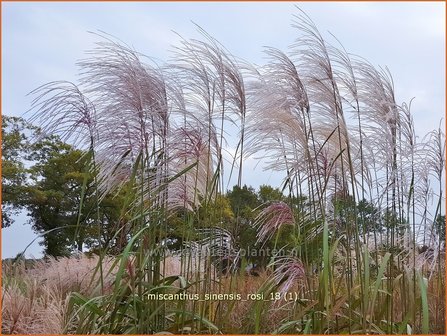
[2,256,298,334]
[213,271,305,333]
[2,255,115,334]
[2,253,444,334]
[160,254,216,280]
[2,254,216,334]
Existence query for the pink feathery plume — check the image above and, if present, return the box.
[28,81,97,149]
[166,126,217,211]
[253,201,294,245]
[272,256,305,294]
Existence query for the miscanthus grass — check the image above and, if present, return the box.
[5,8,444,335]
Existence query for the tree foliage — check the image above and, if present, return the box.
[2,115,128,256]
[25,139,93,256]
[1,116,35,227]
[435,214,446,243]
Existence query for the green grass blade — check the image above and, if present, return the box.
[370,252,390,318]
[417,271,429,334]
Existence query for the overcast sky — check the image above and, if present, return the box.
[2,2,445,258]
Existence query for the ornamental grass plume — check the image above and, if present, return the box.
[28,81,97,148]
[271,256,305,294]
[253,201,294,245]
[167,126,217,211]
